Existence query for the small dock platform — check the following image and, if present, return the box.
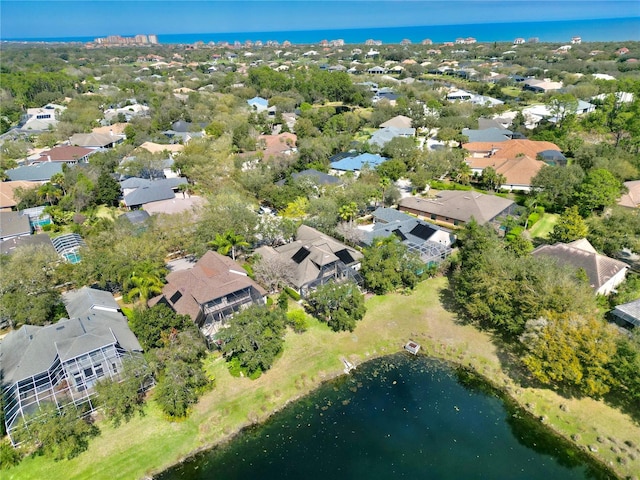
[404,340,421,355]
[341,357,355,374]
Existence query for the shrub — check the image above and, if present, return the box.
[266,297,274,307]
[286,309,308,333]
[284,286,301,301]
[0,440,22,469]
[527,212,541,227]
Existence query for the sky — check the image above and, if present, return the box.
[1,0,639,40]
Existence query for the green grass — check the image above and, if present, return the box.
[7,277,639,479]
[501,86,521,98]
[528,213,559,240]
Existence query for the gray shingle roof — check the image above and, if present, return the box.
[5,162,63,182]
[0,313,142,386]
[399,192,515,225]
[532,239,629,293]
[0,211,32,240]
[63,287,121,319]
[0,233,55,255]
[612,299,640,328]
[461,127,512,143]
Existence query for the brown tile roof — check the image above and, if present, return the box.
[466,155,546,187]
[38,145,93,162]
[532,239,629,293]
[0,181,41,209]
[258,132,297,158]
[618,180,640,208]
[399,191,515,225]
[463,139,561,159]
[155,251,267,321]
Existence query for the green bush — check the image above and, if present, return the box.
[286,309,308,333]
[535,206,545,214]
[430,180,473,191]
[0,440,22,469]
[527,212,541,227]
[284,287,301,301]
[227,356,243,377]
[266,297,274,307]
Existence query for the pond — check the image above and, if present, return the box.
[157,353,613,480]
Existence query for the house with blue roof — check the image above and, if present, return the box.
[330,153,387,176]
[5,162,63,182]
[247,96,269,113]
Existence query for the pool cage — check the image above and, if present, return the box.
[52,233,85,264]
[3,343,145,446]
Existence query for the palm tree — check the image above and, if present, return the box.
[338,202,358,226]
[124,261,167,305]
[379,177,391,208]
[209,229,249,261]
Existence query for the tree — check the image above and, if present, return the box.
[253,255,296,292]
[338,201,358,225]
[573,168,622,216]
[361,237,424,294]
[548,93,578,128]
[124,261,167,304]
[480,167,505,191]
[12,404,100,461]
[549,206,588,244]
[520,311,617,397]
[95,356,152,427]
[208,229,250,261]
[129,304,194,351]
[306,281,366,332]
[531,164,584,212]
[152,330,210,419]
[219,305,286,376]
[0,245,63,327]
[609,331,640,408]
[94,171,121,207]
[281,197,309,219]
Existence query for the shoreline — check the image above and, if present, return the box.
[150,347,621,480]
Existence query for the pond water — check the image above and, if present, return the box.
[157,354,613,480]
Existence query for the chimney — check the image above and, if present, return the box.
[47,155,52,162]
[109,129,114,136]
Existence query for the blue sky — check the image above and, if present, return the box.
[2,1,639,39]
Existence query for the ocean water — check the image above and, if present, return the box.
[156,354,612,480]
[5,17,640,45]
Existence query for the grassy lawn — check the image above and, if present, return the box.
[529,213,559,240]
[501,86,521,98]
[7,277,639,479]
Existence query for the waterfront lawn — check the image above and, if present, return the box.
[7,277,640,479]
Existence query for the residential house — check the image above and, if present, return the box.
[380,115,413,130]
[149,251,267,338]
[103,102,150,122]
[33,146,94,165]
[0,287,143,444]
[69,132,124,149]
[0,211,32,242]
[461,127,514,143]
[18,104,66,133]
[258,132,297,158]
[359,208,453,265]
[367,66,386,74]
[120,177,188,209]
[462,139,561,159]
[522,101,596,127]
[618,180,640,208]
[247,96,269,112]
[0,233,55,256]
[399,191,517,227]
[532,239,629,295]
[522,78,563,93]
[255,225,362,297]
[5,162,64,182]
[369,126,416,148]
[611,298,640,330]
[0,181,41,211]
[137,141,185,155]
[330,153,386,176]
